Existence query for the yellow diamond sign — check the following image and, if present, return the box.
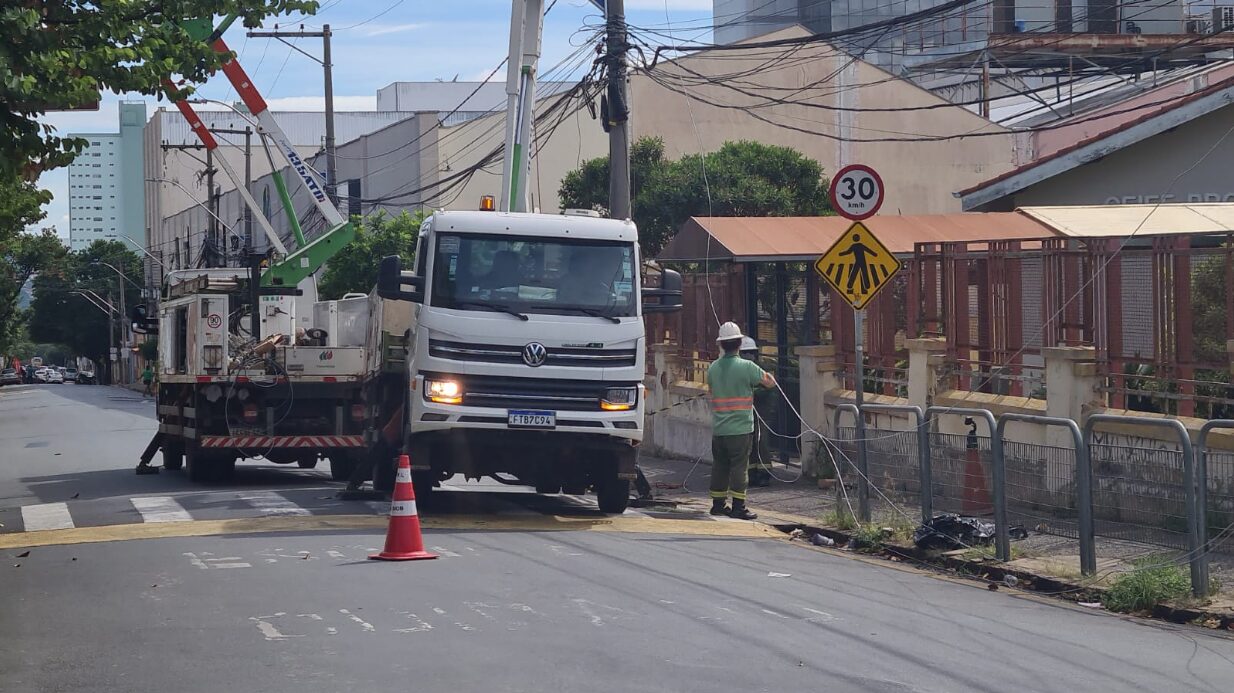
[814,221,900,310]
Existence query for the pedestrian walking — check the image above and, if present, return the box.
[707,322,776,520]
[141,364,154,397]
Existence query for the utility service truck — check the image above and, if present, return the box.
[374,209,680,513]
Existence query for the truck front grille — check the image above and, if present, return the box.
[429,339,636,368]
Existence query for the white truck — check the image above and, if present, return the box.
[375,209,681,513]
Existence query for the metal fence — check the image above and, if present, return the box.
[833,405,1215,596]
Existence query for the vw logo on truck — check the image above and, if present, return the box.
[521,342,548,367]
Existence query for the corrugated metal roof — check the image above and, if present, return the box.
[1020,203,1234,237]
[155,110,410,146]
[657,213,1058,263]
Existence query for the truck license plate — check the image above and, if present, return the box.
[508,410,556,429]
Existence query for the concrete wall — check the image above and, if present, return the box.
[628,29,1017,215]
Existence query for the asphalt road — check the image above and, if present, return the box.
[2,383,1232,693]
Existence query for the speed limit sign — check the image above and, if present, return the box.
[828,164,884,220]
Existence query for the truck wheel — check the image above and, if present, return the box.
[373,453,396,494]
[535,481,561,494]
[595,476,630,514]
[329,452,358,482]
[412,471,436,504]
[185,447,216,483]
[297,456,319,469]
[216,455,237,481]
[162,444,184,471]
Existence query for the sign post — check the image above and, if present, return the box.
[817,166,893,522]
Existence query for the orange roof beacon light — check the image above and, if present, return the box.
[479,195,496,212]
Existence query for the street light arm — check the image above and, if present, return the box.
[72,291,115,315]
[122,236,166,267]
[90,260,143,290]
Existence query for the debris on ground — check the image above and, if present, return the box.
[810,533,836,547]
[1003,575,1019,588]
[913,514,996,550]
[1078,602,1103,609]
[767,572,792,578]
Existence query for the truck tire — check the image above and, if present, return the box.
[373,453,396,494]
[297,456,319,469]
[412,471,436,505]
[595,476,630,514]
[162,444,184,471]
[535,481,561,494]
[185,446,216,483]
[329,452,358,482]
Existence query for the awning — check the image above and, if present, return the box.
[656,213,1059,263]
[1020,203,1234,238]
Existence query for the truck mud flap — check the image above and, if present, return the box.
[199,435,365,449]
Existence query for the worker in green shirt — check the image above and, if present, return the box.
[707,322,776,520]
[740,337,775,488]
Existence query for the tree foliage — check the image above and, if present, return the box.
[559,138,832,256]
[2,1,317,179]
[0,228,68,353]
[28,240,142,361]
[318,211,426,300]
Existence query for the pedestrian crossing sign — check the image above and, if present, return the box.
[814,221,900,310]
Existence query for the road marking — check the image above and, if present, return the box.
[237,491,311,516]
[21,502,74,531]
[431,545,461,558]
[0,513,777,550]
[132,496,192,523]
[185,551,251,569]
[801,607,839,623]
[339,609,375,632]
[761,608,790,619]
[326,550,346,559]
[395,612,433,633]
[250,614,301,641]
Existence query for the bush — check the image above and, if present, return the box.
[1103,558,1190,613]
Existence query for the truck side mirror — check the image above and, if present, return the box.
[642,268,683,314]
[130,304,159,335]
[376,255,424,303]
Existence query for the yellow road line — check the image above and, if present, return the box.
[0,513,778,550]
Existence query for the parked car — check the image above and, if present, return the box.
[0,368,20,386]
[44,369,64,384]
[33,368,49,383]
[64,367,78,382]
[77,370,96,385]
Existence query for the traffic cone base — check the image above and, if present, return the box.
[370,456,437,562]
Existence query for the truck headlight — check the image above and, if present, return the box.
[425,378,463,405]
[601,387,638,411]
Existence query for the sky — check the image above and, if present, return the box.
[31,0,718,239]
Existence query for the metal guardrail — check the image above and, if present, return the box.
[996,414,1094,575]
[830,403,1217,596]
[1085,414,1206,599]
[927,407,1003,559]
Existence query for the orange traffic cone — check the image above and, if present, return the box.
[370,454,437,562]
[961,434,993,516]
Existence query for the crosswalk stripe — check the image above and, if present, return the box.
[236,491,311,516]
[131,496,192,523]
[21,502,74,531]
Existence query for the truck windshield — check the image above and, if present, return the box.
[431,233,637,318]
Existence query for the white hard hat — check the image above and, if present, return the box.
[716,321,744,342]
[740,337,757,352]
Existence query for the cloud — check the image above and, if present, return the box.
[366,22,424,37]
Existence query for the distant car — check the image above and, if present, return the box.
[0,368,19,386]
[44,369,64,384]
[77,371,96,385]
[33,368,49,383]
[64,367,78,382]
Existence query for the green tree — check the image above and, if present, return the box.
[2,1,317,179]
[559,138,832,256]
[318,211,426,300]
[29,240,142,361]
[0,228,68,353]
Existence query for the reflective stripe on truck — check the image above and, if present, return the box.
[199,435,365,448]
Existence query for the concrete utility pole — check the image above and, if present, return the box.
[247,26,338,205]
[606,0,632,220]
[206,147,218,266]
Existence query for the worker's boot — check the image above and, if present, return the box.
[710,498,730,516]
[729,500,757,521]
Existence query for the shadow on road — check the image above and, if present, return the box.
[19,463,337,503]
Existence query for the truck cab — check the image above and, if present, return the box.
[378,210,680,513]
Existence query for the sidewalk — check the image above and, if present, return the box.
[638,450,1234,610]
